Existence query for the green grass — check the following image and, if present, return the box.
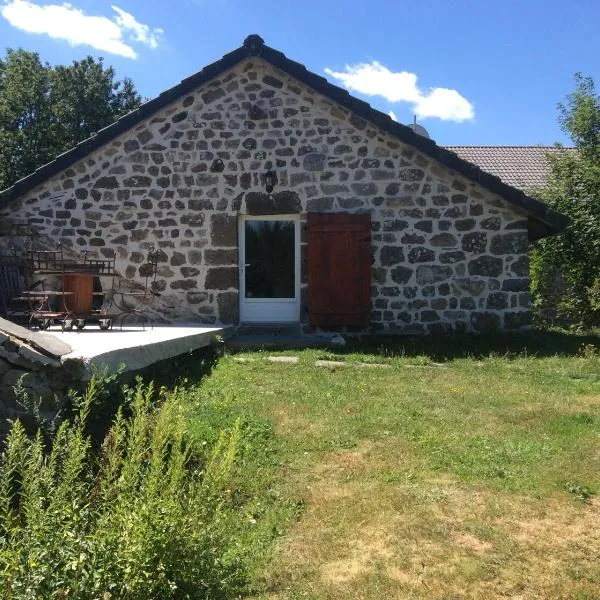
[178,331,600,599]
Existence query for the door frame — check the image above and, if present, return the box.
[238,214,301,323]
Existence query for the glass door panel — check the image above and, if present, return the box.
[244,220,295,299]
[239,216,300,322]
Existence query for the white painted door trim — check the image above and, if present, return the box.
[239,214,301,323]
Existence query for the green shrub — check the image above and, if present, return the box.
[531,74,600,330]
[0,376,272,598]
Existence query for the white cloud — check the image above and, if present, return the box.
[0,1,163,59]
[111,5,162,50]
[388,110,398,122]
[325,61,474,122]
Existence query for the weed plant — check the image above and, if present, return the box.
[0,375,277,599]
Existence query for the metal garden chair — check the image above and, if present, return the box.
[110,247,160,329]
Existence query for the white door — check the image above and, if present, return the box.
[239,215,300,322]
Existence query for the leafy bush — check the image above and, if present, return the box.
[0,376,274,598]
[531,74,600,329]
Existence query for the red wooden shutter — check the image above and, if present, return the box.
[307,212,372,327]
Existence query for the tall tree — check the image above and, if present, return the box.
[0,49,53,188]
[0,50,142,190]
[531,74,600,328]
[51,56,141,148]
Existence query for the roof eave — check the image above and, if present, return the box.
[0,34,569,240]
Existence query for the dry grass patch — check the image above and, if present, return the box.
[260,450,600,600]
[272,404,325,439]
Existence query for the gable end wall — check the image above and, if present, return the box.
[0,59,531,334]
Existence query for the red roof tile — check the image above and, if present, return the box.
[443,146,575,192]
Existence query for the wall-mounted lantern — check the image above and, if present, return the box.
[264,170,277,193]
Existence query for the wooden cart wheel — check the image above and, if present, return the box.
[76,319,86,330]
[99,319,111,331]
[39,319,51,330]
[62,319,73,331]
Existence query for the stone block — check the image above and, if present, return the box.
[307,197,334,211]
[2,368,28,387]
[421,310,440,322]
[452,278,486,296]
[0,358,9,376]
[380,246,405,266]
[490,233,528,255]
[462,232,487,253]
[414,220,432,233]
[430,233,457,247]
[401,233,425,244]
[338,198,365,209]
[460,297,476,310]
[481,217,501,230]
[440,251,465,264]
[205,249,237,265]
[383,220,409,232]
[170,252,186,266]
[186,291,209,305]
[181,213,206,227]
[211,214,237,247]
[321,183,349,195]
[18,346,58,367]
[171,110,188,123]
[169,280,197,290]
[245,191,301,215]
[181,267,200,278]
[408,247,435,263]
[519,292,532,308]
[124,139,140,153]
[93,176,119,189]
[398,168,425,181]
[428,322,453,334]
[303,153,326,171]
[509,255,529,277]
[468,256,503,277]
[471,312,501,332]
[351,183,377,196]
[372,267,387,284]
[205,267,238,290]
[415,265,453,285]
[390,266,413,284]
[381,287,400,297]
[486,292,509,310]
[123,176,151,188]
[501,278,529,292]
[217,291,239,323]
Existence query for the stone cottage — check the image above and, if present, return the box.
[0,35,568,334]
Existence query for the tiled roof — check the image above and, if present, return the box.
[0,35,568,239]
[443,146,575,192]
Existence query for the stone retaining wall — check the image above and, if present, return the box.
[0,59,531,334]
[0,319,84,436]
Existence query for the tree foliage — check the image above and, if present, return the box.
[531,73,600,328]
[0,49,141,190]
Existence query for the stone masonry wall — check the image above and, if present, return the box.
[0,322,85,437]
[0,58,531,334]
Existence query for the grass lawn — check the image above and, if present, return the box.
[180,332,600,599]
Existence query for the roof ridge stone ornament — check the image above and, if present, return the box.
[243,34,265,55]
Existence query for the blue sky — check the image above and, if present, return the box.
[1,0,598,146]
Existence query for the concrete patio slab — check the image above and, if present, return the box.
[47,325,230,372]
